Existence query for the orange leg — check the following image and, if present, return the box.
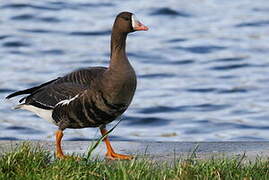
[55,130,65,158]
[100,127,133,160]
[55,130,81,160]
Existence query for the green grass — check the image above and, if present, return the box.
[0,143,269,180]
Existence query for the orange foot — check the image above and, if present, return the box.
[100,127,133,160]
[105,152,133,160]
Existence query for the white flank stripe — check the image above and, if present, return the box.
[18,104,56,125]
[57,94,79,106]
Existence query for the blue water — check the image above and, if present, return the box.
[1,0,269,141]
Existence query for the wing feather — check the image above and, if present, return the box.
[7,67,107,109]
[8,67,107,110]
[26,83,87,109]
[6,78,60,99]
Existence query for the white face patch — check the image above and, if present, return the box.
[131,14,148,31]
[131,14,139,29]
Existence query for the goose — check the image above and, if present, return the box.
[6,11,148,160]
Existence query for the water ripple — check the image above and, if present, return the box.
[187,87,251,95]
[186,88,217,93]
[19,28,64,34]
[0,137,20,140]
[141,58,195,65]
[69,30,111,36]
[184,104,229,112]
[139,104,229,114]
[236,20,269,27]
[150,7,191,17]
[139,73,175,79]
[0,88,15,93]
[138,106,179,114]
[11,14,34,20]
[39,17,61,23]
[11,14,61,23]
[166,38,187,43]
[220,122,269,130]
[125,116,170,126]
[5,126,43,134]
[67,137,91,141]
[40,49,65,55]
[252,8,269,12]
[48,1,114,9]
[0,35,10,40]
[210,63,251,71]
[2,41,30,47]
[210,57,246,63]
[217,88,249,94]
[175,46,226,54]
[1,3,60,11]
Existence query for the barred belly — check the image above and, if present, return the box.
[52,92,127,130]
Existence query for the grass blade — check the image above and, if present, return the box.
[86,118,123,160]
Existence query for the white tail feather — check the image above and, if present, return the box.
[14,104,56,125]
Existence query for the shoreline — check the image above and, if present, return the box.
[1,140,269,161]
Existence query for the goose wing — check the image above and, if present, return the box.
[7,67,107,109]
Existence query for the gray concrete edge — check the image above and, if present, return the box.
[0,140,269,162]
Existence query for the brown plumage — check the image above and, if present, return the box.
[6,12,148,160]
